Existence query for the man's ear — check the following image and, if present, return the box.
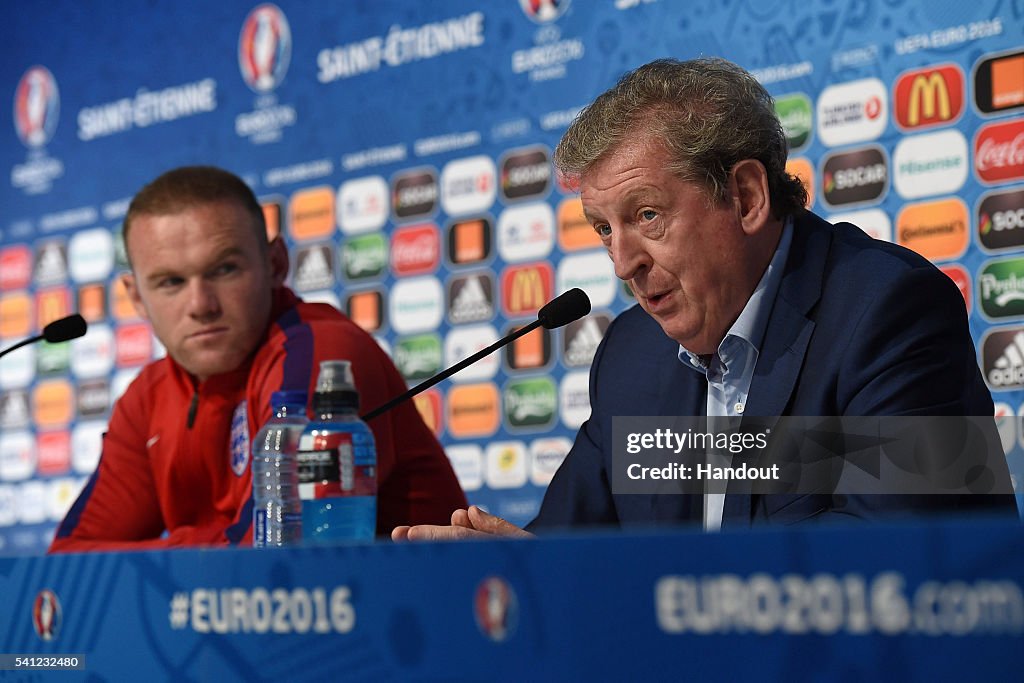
[120,272,150,322]
[267,236,289,287]
[730,159,772,235]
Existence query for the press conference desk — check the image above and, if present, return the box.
[2,519,1022,681]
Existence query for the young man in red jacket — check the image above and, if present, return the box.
[51,166,466,552]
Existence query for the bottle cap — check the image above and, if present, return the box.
[315,360,356,393]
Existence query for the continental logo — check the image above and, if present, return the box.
[447,383,500,438]
[0,293,32,338]
[412,390,443,437]
[820,146,887,207]
[893,64,965,131]
[973,49,1024,116]
[501,263,553,317]
[37,430,70,476]
[116,323,153,367]
[785,158,814,208]
[391,223,440,276]
[36,288,70,327]
[562,313,611,367]
[394,334,442,381]
[500,146,551,201]
[111,277,141,322]
[391,168,438,221]
[288,186,334,241]
[982,326,1024,390]
[938,265,971,312]
[775,93,812,151]
[446,217,492,266]
[342,233,387,280]
[975,119,1024,185]
[345,290,384,333]
[261,198,283,240]
[292,244,335,291]
[32,379,74,428]
[0,246,32,290]
[448,272,495,324]
[503,325,550,371]
[978,187,1024,252]
[77,283,106,323]
[503,377,556,429]
[557,197,602,250]
[896,197,968,262]
[978,257,1024,320]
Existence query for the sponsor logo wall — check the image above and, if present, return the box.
[1,1,1022,552]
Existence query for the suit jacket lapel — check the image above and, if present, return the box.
[724,212,832,528]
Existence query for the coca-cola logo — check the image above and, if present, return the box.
[975,119,1024,184]
[391,223,440,276]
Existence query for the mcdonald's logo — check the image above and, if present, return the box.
[36,288,70,328]
[894,64,964,131]
[500,263,553,317]
[412,390,443,437]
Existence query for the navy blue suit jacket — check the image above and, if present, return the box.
[530,211,1017,531]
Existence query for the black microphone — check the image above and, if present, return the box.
[0,314,88,360]
[361,288,591,421]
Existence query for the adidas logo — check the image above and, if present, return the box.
[34,242,67,284]
[564,317,604,367]
[0,391,29,429]
[449,276,492,323]
[294,246,333,291]
[985,329,1024,388]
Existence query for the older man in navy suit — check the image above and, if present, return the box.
[393,57,1016,541]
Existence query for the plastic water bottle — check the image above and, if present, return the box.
[297,360,377,543]
[252,390,307,547]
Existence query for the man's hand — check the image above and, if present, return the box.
[392,505,535,542]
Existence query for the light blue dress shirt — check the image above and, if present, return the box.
[677,219,794,531]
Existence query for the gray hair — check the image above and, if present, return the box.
[554,57,807,217]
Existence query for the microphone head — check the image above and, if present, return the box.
[538,288,591,329]
[42,314,88,343]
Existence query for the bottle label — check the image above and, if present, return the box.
[296,432,375,500]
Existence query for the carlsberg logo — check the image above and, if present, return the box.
[979,258,1024,319]
[504,378,556,426]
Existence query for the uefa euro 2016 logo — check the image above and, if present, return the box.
[32,589,61,641]
[13,65,59,148]
[238,4,292,93]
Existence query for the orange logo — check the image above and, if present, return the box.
[33,379,74,428]
[346,290,383,333]
[557,197,602,250]
[77,284,106,323]
[111,278,141,321]
[0,292,32,338]
[447,383,500,437]
[893,64,964,130]
[412,389,443,437]
[501,263,553,317]
[288,186,335,241]
[896,198,969,262]
[450,218,489,265]
[785,158,815,209]
[35,288,70,328]
[992,54,1024,110]
[261,198,283,241]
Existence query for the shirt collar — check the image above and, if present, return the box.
[678,217,794,371]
